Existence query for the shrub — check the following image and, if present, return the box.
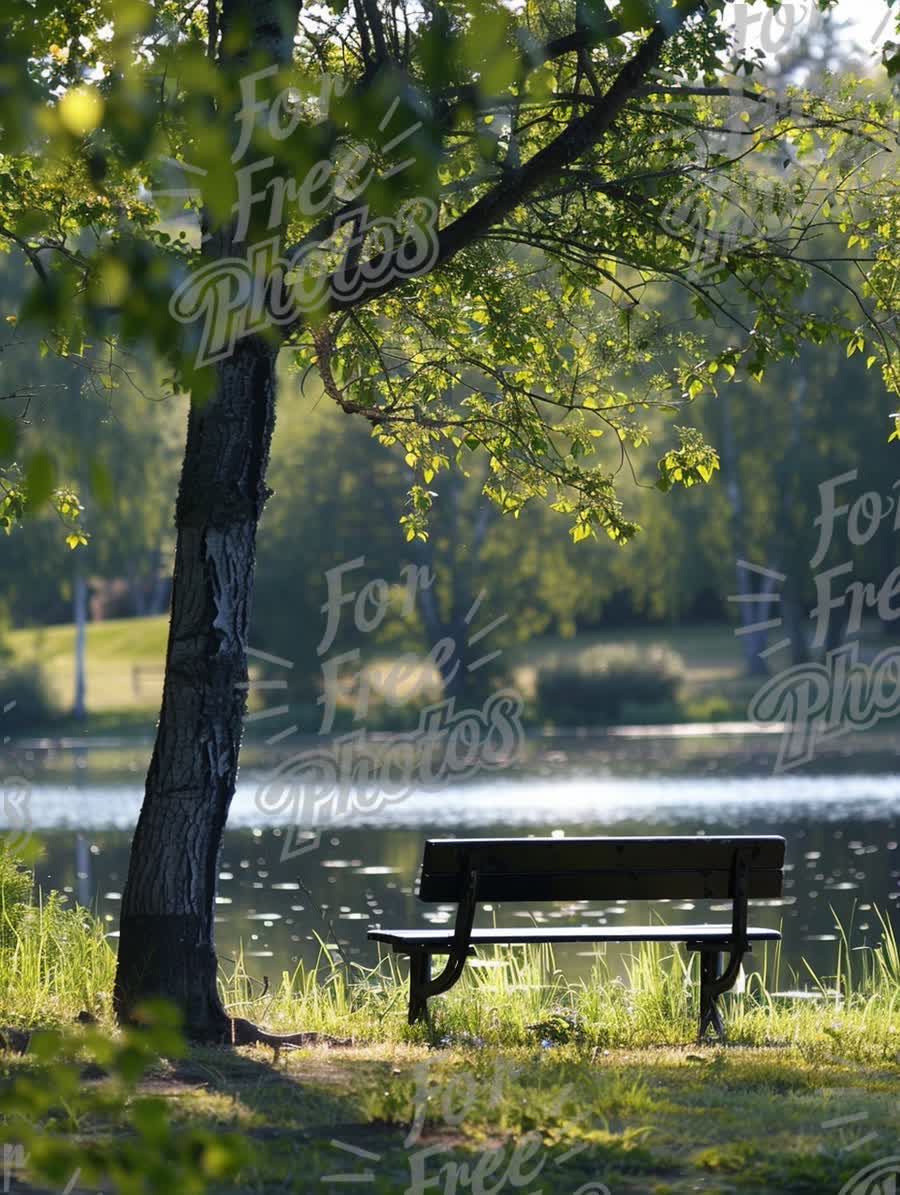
[0,661,57,731]
[535,644,684,726]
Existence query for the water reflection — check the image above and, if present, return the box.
[6,731,898,984]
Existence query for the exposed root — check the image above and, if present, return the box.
[228,1017,352,1057]
[1,1016,351,1062]
[0,1027,31,1054]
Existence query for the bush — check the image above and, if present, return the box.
[683,693,740,722]
[534,644,684,726]
[0,661,57,731]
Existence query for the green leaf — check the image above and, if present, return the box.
[615,0,656,31]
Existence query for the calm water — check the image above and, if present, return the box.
[7,731,900,987]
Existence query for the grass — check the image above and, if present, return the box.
[5,615,169,724]
[8,612,899,737]
[4,1032,897,1194]
[2,614,763,737]
[0,882,897,1195]
[215,923,900,1062]
[194,1043,896,1194]
[0,897,116,1028]
[2,915,896,1063]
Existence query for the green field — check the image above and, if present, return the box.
[6,615,170,720]
[4,614,760,726]
[1,906,897,1195]
[7,613,893,736]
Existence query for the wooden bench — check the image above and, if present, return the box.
[368,835,785,1042]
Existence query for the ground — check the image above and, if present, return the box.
[2,1039,897,1194]
[1,927,897,1195]
[171,1042,898,1194]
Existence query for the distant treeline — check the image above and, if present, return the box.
[1,250,897,694]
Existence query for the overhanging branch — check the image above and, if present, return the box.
[307,0,706,323]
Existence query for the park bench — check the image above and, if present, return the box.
[368,835,785,1042]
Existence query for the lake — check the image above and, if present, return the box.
[7,727,899,989]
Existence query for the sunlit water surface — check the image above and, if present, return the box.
[7,731,899,986]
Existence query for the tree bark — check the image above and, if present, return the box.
[72,566,88,720]
[114,336,277,1037]
[113,0,305,1041]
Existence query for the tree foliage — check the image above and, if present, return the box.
[1,0,896,545]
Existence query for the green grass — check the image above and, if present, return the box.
[3,842,896,1059]
[0,875,897,1195]
[4,1031,897,1195]
[2,955,897,1195]
[4,615,753,734]
[5,615,169,721]
[0,896,116,1028]
[5,612,900,736]
[215,922,900,1062]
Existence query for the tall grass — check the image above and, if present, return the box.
[0,851,116,1025]
[1,843,895,1063]
[217,915,899,1062]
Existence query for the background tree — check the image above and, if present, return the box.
[0,0,896,1040]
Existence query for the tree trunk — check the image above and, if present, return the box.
[113,336,277,1037]
[112,0,300,1041]
[72,566,87,720]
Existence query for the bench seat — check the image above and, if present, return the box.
[369,924,782,948]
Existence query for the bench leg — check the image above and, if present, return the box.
[408,952,432,1026]
[698,951,726,1044]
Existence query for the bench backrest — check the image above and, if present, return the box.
[418,836,785,902]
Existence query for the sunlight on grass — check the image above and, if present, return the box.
[5,615,169,714]
[218,917,899,1064]
[1,843,895,1071]
[0,895,116,1025]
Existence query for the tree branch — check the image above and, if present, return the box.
[316,1,705,319]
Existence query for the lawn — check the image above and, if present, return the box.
[4,613,896,736]
[4,614,756,732]
[151,1042,900,1194]
[5,616,170,719]
[5,1039,895,1195]
[1,1010,896,1195]
[0,862,897,1195]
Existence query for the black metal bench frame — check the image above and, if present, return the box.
[368,835,785,1043]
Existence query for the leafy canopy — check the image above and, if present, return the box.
[0,0,897,541]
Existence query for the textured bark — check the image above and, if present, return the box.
[114,337,277,1037]
[113,0,302,1041]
